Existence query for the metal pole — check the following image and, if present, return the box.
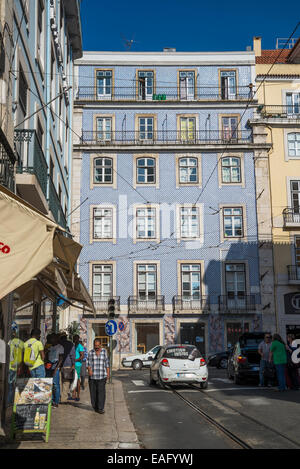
[109,337,113,383]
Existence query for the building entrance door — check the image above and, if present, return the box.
[180,323,205,355]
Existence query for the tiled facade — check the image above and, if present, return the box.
[72,50,270,361]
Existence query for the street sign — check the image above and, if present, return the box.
[105,320,117,336]
[118,321,125,332]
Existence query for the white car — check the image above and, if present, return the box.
[122,345,162,370]
[150,344,208,389]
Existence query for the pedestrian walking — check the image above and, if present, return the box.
[8,324,24,403]
[59,333,76,401]
[72,335,84,401]
[269,334,287,392]
[23,329,45,378]
[45,334,64,407]
[80,340,88,390]
[87,339,110,414]
[286,334,299,390]
[258,333,272,387]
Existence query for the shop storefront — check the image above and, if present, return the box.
[0,184,94,433]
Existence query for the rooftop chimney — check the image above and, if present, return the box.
[253,37,262,57]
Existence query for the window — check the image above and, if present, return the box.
[288,133,300,157]
[225,264,246,299]
[180,207,199,238]
[181,264,201,299]
[19,65,28,115]
[93,208,113,239]
[295,237,300,266]
[139,117,154,140]
[180,117,196,141]
[37,0,45,68]
[138,71,154,100]
[137,158,156,184]
[136,208,156,239]
[220,71,237,99]
[221,157,241,183]
[96,70,112,99]
[36,119,43,148]
[291,180,300,214]
[179,157,198,183]
[286,93,300,115]
[179,71,195,100]
[92,264,113,298]
[93,158,113,184]
[137,264,157,299]
[96,117,112,141]
[222,116,238,141]
[223,207,243,238]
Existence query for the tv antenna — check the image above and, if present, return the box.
[121,33,139,50]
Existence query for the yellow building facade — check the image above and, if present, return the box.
[251,37,300,338]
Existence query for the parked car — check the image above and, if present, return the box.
[122,345,161,370]
[207,347,233,369]
[150,344,208,389]
[227,332,266,384]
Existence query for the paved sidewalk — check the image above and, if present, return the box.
[0,379,141,449]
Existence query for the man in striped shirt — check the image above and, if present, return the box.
[87,339,110,414]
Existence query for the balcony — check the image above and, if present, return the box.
[287,266,300,284]
[172,296,210,314]
[283,208,300,228]
[48,177,68,230]
[14,129,48,213]
[258,105,300,120]
[92,296,121,313]
[76,86,254,103]
[80,130,253,148]
[218,295,256,312]
[0,138,15,192]
[128,295,165,313]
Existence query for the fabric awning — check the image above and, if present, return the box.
[0,184,95,315]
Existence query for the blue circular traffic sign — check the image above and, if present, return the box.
[118,321,125,332]
[105,320,118,336]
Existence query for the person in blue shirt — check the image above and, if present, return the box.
[72,335,84,401]
[80,340,88,390]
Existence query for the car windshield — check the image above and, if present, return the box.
[163,346,201,360]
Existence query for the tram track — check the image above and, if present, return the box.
[171,384,300,449]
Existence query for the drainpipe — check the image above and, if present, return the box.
[45,0,51,202]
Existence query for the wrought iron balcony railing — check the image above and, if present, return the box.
[92,296,121,312]
[172,295,210,312]
[283,208,300,226]
[128,295,165,312]
[0,141,15,192]
[258,105,300,118]
[219,294,256,311]
[15,129,48,198]
[76,86,254,102]
[80,130,253,146]
[287,266,300,282]
[48,177,67,230]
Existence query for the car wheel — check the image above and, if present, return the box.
[234,373,243,385]
[149,373,156,386]
[158,373,167,389]
[132,360,143,370]
[200,381,208,390]
[219,358,228,369]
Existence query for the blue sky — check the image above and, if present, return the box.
[80,0,299,53]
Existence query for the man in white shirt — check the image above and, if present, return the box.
[46,334,64,407]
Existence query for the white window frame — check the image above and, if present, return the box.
[96,70,113,99]
[223,207,243,238]
[178,157,198,184]
[181,263,202,299]
[220,70,237,100]
[137,264,157,299]
[138,71,154,101]
[96,117,112,142]
[286,92,300,115]
[136,207,156,240]
[180,206,200,239]
[93,157,113,184]
[179,71,195,101]
[92,264,113,299]
[221,156,241,183]
[136,157,156,184]
[93,208,113,239]
[138,117,154,141]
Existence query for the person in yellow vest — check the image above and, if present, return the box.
[8,325,24,403]
[24,329,45,378]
